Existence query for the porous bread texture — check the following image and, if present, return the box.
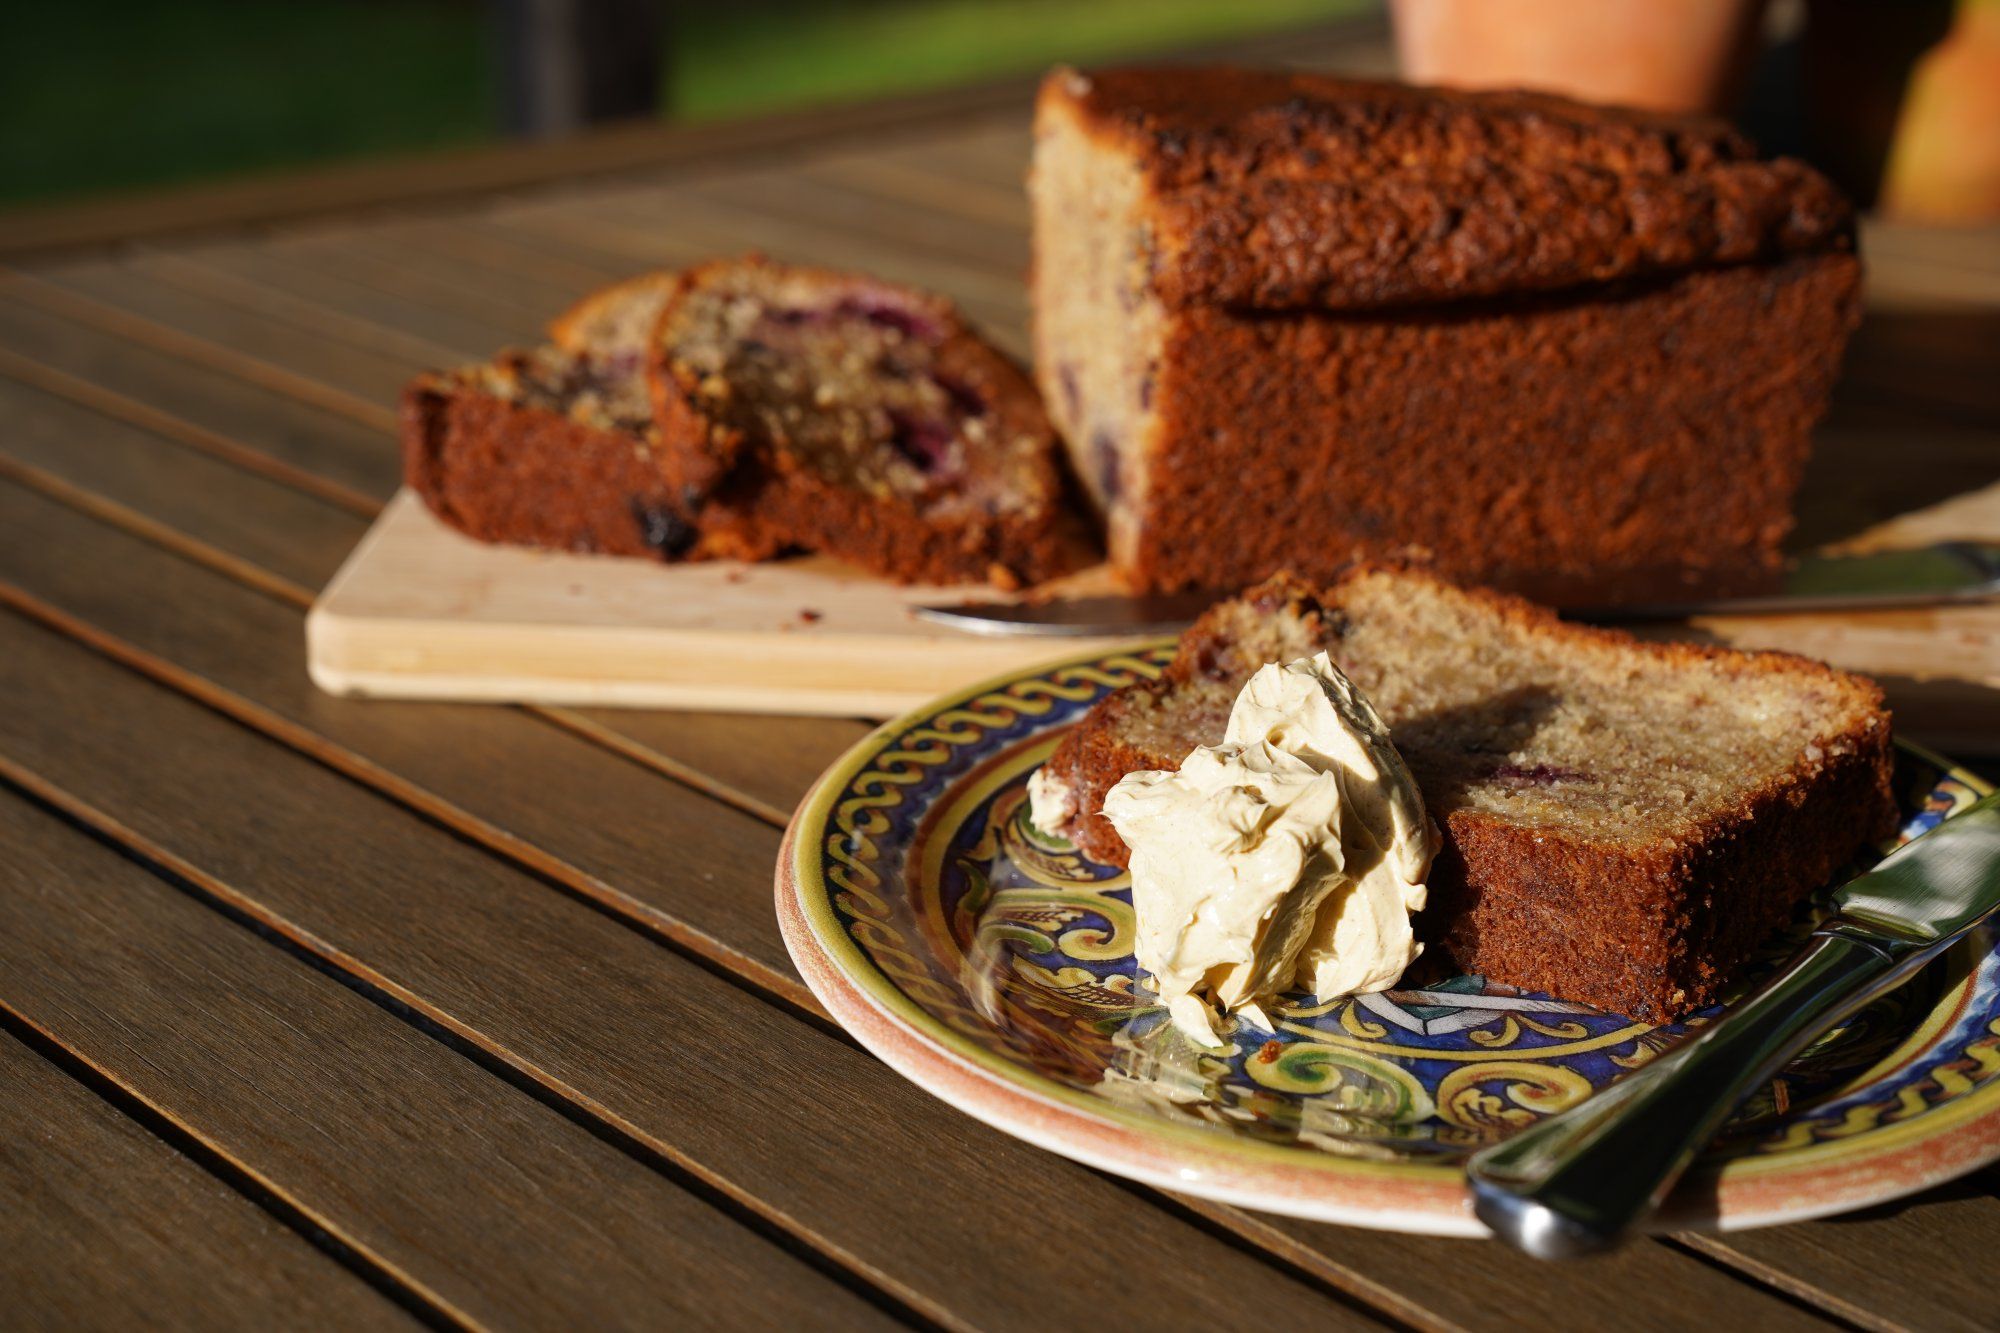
[1029,66,1862,602]
[646,256,1089,587]
[1062,69,1853,310]
[1038,569,1897,1020]
[548,270,680,356]
[1027,105,1160,543]
[402,273,743,561]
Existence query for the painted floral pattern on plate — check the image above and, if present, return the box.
[820,647,2000,1168]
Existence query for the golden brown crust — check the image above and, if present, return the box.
[1030,67,1864,603]
[644,257,1093,587]
[400,370,757,562]
[1040,66,1854,311]
[1131,254,1858,596]
[1040,566,1898,1020]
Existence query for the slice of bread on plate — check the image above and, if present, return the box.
[1036,567,1897,1019]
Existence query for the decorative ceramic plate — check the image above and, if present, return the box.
[776,644,2000,1235]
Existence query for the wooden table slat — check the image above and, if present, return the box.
[542,705,872,829]
[857,122,1038,192]
[0,471,817,1000]
[590,181,1030,309]
[1676,1211,2000,1333]
[0,376,366,593]
[279,227,576,331]
[0,345,379,518]
[19,260,411,412]
[325,215,635,307]
[0,586,1397,1333]
[0,754,897,1332]
[1,272,398,432]
[0,1028,421,1332]
[801,152,1032,230]
[487,197,1027,342]
[150,245,516,363]
[117,249,470,369]
[678,169,1032,278]
[0,402,1895,1333]
[0,294,398,501]
[1192,1205,1856,1333]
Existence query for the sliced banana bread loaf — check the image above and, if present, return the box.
[646,256,1089,587]
[401,272,760,560]
[1030,66,1861,603]
[1036,569,1897,1019]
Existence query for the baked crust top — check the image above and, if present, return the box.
[1037,65,1855,312]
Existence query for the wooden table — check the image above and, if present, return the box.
[4,19,1998,1332]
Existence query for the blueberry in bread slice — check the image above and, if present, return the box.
[646,256,1088,587]
[402,272,771,561]
[1035,569,1897,1020]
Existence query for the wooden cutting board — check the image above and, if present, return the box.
[306,491,1142,716]
[308,487,2000,731]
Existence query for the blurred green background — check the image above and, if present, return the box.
[2,0,1366,210]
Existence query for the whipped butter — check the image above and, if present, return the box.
[1101,652,1438,1047]
[1026,764,1077,835]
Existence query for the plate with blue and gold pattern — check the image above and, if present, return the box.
[776,643,2000,1234]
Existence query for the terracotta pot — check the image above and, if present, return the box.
[1390,0,1769,114]
[1880,0,2000,222]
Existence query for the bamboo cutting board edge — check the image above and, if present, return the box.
[308,488,2000,719]
[304,612,1149,716]
[306,491,1147,717]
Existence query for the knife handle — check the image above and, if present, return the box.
[1466,929,1921,1258]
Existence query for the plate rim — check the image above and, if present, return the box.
[776,642,2000,1234]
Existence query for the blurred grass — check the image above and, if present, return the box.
[670,0,1369,120]
[1,3,493,207]
[2,0,1366,209]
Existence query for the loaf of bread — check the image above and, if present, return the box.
[1034,569,1898,1020]
[1030,67,1862,603]
[645,257,1088,587]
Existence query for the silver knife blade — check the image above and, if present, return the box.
[1827,786,2000,947]
[912,542,2000,638]
[913,590,1222,638]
